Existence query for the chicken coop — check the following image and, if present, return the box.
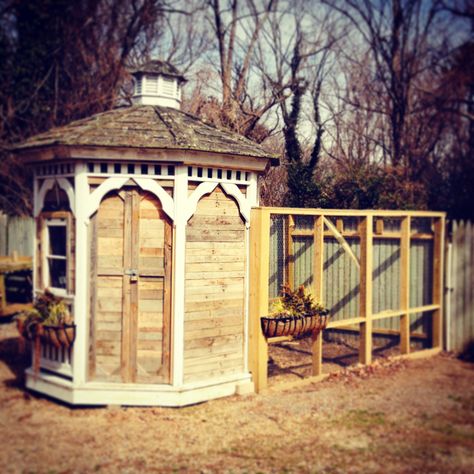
[13,61,277,406]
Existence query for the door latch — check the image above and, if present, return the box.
[125,269,139,282]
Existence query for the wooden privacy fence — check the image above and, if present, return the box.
[249,208,445,392]
[447,220,474,352]
[0,214,34,257]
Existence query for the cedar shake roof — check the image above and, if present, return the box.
[131,60,186,82]
[13,105,277,162]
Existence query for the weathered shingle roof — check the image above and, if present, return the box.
[13,105,277,161]
[131,60,186,81]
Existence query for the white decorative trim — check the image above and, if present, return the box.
[35,179,56,216]
[85,177,175,221]
[85,177,129,218]
[183,181,218,224]
[26,370,253,406]
[35,177,76,217]
[73,163,89,385]
[172,166,188,387]
[134,178,174,221]
[33,178,39,296]
[248,172,258,206]
[221,182,251,227]
[57,178,76,216]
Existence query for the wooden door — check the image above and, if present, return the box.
[89,188,172,384]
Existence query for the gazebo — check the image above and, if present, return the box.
[13,60,277,406]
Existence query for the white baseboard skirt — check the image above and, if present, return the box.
[25,370,254,407]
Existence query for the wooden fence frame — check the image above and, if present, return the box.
[249,207,446,392]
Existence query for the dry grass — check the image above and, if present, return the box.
[1,320,473,473]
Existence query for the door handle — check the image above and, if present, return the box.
[125,269,139,282]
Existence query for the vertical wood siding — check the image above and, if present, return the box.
[449,220,474,352]
[0,214,34,256]
[183,188,246,383]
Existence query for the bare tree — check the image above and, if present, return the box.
[255,0,342,206]
[200,0,280,138]
[0,0,168,214]
[322,0,457,176]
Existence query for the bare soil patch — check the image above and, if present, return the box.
[1,319,474,474]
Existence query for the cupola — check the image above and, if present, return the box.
[131,60,187,109]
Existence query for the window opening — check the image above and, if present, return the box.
[45,219,67,292]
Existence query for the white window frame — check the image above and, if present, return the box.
[42,217,68,296]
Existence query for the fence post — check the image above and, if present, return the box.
[285,214,295,288]
[312,215,324,375]
[400,216,411,354]
[249,208,270,392]
[432,216,445,349]
[359,215,373,365]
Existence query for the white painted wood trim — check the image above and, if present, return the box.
[86,176,175,221]
[248,172,259,206]
[134,178,175,221]
[172,165,188,387]
[57,177,76,216]
[72,163,89,385]
[26,370,252,406]
[35,177,76,217]
[35,179,55,217]
[221,182,251,227]
[184,181,218,224]
[33,177,39,296]
[85,177,129,218]
[40,356,73,378]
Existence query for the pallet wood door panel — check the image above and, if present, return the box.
[136,194,171,383]
[89,189,171,384]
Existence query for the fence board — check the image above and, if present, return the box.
[0,214,34,257]
[449,220,474,352]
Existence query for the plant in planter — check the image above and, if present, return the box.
[16,290,75,351]
[261,284,329,338]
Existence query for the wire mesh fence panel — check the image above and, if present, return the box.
[324,237,360,322]
[269,214,286,301]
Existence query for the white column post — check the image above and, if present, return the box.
[172,165,188,387]
[72,163,89,385]
[32,175,39,297]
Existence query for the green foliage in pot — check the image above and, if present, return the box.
[268,284,328,318]
[16,289,72,338]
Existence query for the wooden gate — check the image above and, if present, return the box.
[89,188,172,384]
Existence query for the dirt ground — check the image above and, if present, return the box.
[1,319,473,474]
